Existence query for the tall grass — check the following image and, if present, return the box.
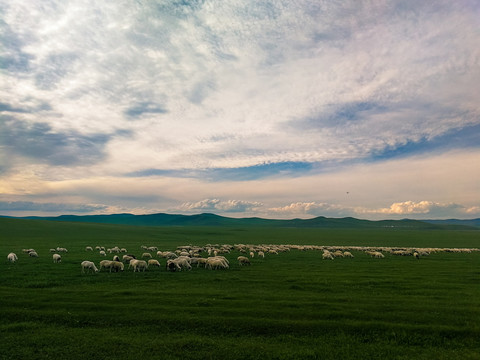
[1,218,479,359]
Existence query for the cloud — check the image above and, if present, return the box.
[179,198,262,213]
[0,117,113,168]
[267,200,480,220]
[1,1,479,219]
[0,201,108,213]
[269,202,351,217]
[372,201,478,218]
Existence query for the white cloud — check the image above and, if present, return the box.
[179,198,262,214]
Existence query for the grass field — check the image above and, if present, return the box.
[1,218,480,359]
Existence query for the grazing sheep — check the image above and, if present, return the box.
[85,246,93,251]
[237,256,251,266]
[110,261,124,272]
[122,255,134,263]
[29,251,39,258]
[148,259,161,268]
[413,252,420,259]
[343,251,354,258]
[113,255,120,262]
[52,254,62,263]
[99,250,106,256]
[322,252,334,260]
[205,256,229,270]
[166,257,192,271]
[141,252,152,259]
[130,259,148,272]
[195,258,208,267]
[99,260,113,271]
[258,251,265,258]
[57,247,68,253]
[249,251,255,258]
[7,252,18,263]
[81,261,98,273]
[367,251,385,258]
[49,248,57,253]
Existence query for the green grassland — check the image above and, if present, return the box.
[1,218,480,359]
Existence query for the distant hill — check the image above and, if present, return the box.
[423,218,480,228]
[2,212,478,230]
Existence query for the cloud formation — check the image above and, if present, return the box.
[1,1,479,219]
[179,199,262,214]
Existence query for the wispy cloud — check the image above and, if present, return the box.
[0,201,108,213]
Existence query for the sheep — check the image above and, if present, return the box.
[205,256,229,270]
[81,261,98,273]
[194,257,208,267]
[237,256,251,266]
[148,259,161,268]
[166,259,181,272]
[7,252,18,263]
[29,251,39,258]
[166,256,192,271]
[110,261,124,272]
[122,255,134,263]
[130,259,148,272]
[113,255,120,262]
[85,246,93,251]
[343,251,354,258]
[52,254,62,263]
[99,250,106,256]
[56,247,68,253]
[49,248,57,253]
[367,251,385,258]
[322,252,334,260]
[258,251,265,258]
[99,260,114,271]
[141,252,152,259]
[249,251,255,258]
[413,252,420,259]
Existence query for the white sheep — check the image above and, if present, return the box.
[343,251,354,258]
[99,250,106,256]
[205,256,229,270]
[52,254,62,263]
[237,256,251,266]
[141,252,153,259]
[85,246,93,251]
[322,252,334,260]
[130,259,148,272]
[100,260,114,271]
[29,251,39,258]
[148,259,161,268]
[166,256,192,271]
[111,261,124,272]
[122,255,135,263]
[249,251,255,258]
[258,251,265,258]
[81,261,98,273]
[7,252,18,263]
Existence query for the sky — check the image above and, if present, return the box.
[1,0,479,220]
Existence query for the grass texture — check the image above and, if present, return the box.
[1,218,479,359]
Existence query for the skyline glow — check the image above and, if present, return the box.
[1,1,479,220]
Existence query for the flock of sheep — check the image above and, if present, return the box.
[6,243,478,274]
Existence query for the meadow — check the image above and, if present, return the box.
[1,218,480,359]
